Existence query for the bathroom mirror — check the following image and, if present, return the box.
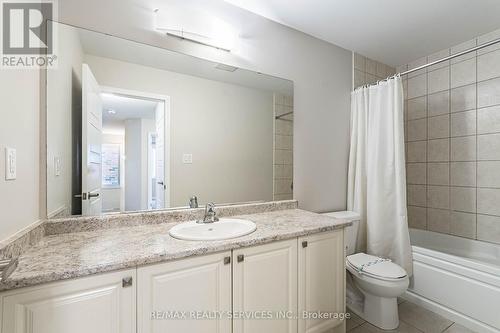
[46,22,294,218]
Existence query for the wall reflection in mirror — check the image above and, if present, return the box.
[46,22,294,218]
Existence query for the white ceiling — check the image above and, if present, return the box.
[223,0,500,66]
[102,93,159,133]
[76,25,293,95]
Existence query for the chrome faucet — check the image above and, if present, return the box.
[189,196,198,208]
[197,202,219,223]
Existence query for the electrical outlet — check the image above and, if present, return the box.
[5,147,16,180]
[182,153,193,164]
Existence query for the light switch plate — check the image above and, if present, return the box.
[182,153,193,164]
[5,147,16,180]
[54,156,61,176]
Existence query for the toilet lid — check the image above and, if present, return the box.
[347,253,407,279]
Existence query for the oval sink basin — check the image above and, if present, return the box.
[169,218,257,241]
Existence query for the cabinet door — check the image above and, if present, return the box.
[233,239,297,333]
[137,251,231,333]
[0,269,136,333]
[298,230,345,333]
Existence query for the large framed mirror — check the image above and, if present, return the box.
[46,22,294,218]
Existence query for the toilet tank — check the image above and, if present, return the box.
[322,211,361,256]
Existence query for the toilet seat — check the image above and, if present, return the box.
[347,253,407,281]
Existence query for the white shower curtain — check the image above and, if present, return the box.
[347,76,413,276]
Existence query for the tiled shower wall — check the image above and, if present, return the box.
[401,28,500,245]
[273,94,293,200]
[353,53,396,89]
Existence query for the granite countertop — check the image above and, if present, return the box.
[0,209,350,292]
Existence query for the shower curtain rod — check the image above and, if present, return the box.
[399,36,500,77]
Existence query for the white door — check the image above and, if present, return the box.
[137,251,231,333]
[0,269,136,333]
[154,101,165,209]
[298,230,345,333]
[233,239,298,333]
[81,64,103,215]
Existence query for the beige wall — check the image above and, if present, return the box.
[353,53,395,90]
[273,93,294,200]
[1,0,353,242]
[58,0,353,213]
[46,24,84,217]
[85,55,274,207]
[0,70,41,241]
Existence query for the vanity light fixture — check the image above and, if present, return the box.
[153,8,236,52]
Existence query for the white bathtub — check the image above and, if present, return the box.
[404,229,500,333]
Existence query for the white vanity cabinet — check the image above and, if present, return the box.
[0,269,136,333]
[233,239,298,333]
[298,230,345,333]
[0,231,345,333]
[137,251,232,333]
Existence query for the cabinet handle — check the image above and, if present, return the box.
[237,254,244,263]
[122,276,133,288]
[224,256,231,265]
[302,241,308,248]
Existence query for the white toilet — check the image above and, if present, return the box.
[324,211,409,330]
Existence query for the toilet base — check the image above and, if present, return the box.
[362,293,399,330]
[347,279,400,330]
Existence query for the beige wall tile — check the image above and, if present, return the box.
[428,138,449,162]
[407,96,427,120]
[477,133,500,160]
[407,118,427,141]
[450,162,476,187]
[478,77,500,108]
[451,84,476,113]
[450,187,476,213]
[407,163,426,185]
[451,58,476,88]
[477,161,500,188]
[477,48,500,81]
[451,110,476,136]
[427,162,449,186]
[408,185,427,206]
[376,62,387,78]
[477,105,500,134]
[477,188,500,216]
[451,39,477,63]
[408,74,427,98]
[450,211,476,238]
[354,53,365,71]
[477,214,500,244]
[428,67,450,94]
[451,136,476,161]
[428,114,449,139]
[428,91,450,117]
[366,58,377,75]
[408,57,427,78]
[353,69,365,89]
[407,141,427,162]
[408,205,427,229]
[427,49,450,71]
[427,208,450,233]
[477,28,500,55]
[427,185,449,209]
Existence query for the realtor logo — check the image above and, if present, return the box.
[1,0,57,68]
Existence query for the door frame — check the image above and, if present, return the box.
[100,85,171,209]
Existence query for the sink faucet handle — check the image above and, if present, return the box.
[203,202,218,223]
[189,196,198,208]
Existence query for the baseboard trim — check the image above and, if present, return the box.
[403,291,499,333]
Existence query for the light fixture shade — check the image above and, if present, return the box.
[154,7,237,51]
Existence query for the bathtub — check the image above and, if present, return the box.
[404,229,500,333]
